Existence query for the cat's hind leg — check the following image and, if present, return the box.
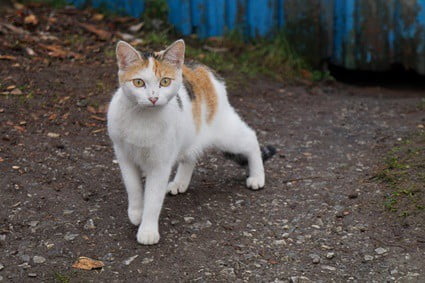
[168,160,196,195]
[215,113,265,190]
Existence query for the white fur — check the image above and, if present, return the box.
[108,41,265,245]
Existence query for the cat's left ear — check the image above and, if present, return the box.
[162,39,185,68]
[116,41,142,70]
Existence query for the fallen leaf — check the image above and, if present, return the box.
[47,132,60,138]
[0,157,4,162]
[10,88,23,95]
[92,13,104,21]
[87,106,97,114]
[13,125,25,132]
[78,23,111,40]
[39,44,82,59]
[90,115,106,122]
[12,166,20,169]
[72,257,104,270]
[48,113,57,120]
[129,22,144,33]
[0,55,17,60]
[91,128,105,134]
[0,23,28,35]
[6,85,16,90]
[24,14,39,25]
[117,32,135,41]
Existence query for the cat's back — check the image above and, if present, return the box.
[181,63,228,131]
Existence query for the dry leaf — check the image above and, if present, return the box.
[0,157,4,162]
[47,132,60,138]
[72,257,104,270]
[92,13,104,21]
[0,55,17,60]
[13,125,25,132]
[6,85,16,90]
[10,88,23,95]
[24,14,39,25]
[48,113,57,120]
[39,44,82,59]
[87,106,97,114]
[90,115,106,122]
[129,22,144,33]
[26,47,36,56]
[78,23,111,40]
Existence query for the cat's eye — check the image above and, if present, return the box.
[132,79,145,88]
[160,77,171,87]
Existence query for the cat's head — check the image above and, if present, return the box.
[115,40,185,107]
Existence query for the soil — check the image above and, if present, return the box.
[1,4,424,283]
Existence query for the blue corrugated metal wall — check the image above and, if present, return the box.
[67,0,425,74]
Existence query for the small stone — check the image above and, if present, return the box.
[47,132,60,138]
[364,255,374,261]
[374,247,388,255]
[27,273,37,277]
[63,209,74,215]
[321,265,336,271]
[326,252,335,259]
[33,256,46,264]
[219,267,236,278]
[0,263,4,270]
[184,217,194,223]
[0,235,5,241]
[123,255,138,266]
[274,239,286,245]
[310,254,320,264]
[282,233,290,239]
[64,232,79,241]
[141,257,153,264]
[84,219,95,230]
[20,254,30,262]
[103,253,114,261]
[29,221,39,227]
[0,275,3,281]
[289,276,312,283]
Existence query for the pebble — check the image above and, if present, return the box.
[274,240,286,245]
[47,132,60,138]
[33,256,46,264]
[63,209,74,215]
[282,233,290,239]
[321,265,336,271]
[0,275,3,281]
[64,232,79,241]
[84,219,96,230]
[103,253,114,261]
[184,217,194,223]
[0,235,5,241]
[0,263,3,271]
[326,252,335,259]
[29,221,39,227]
[310,254,320,264]
[374,247,387,255]
[142,257,153,264]
[20,255,30,262]
[364,255,374,261]
[123,255,138,266]
[289,276,312,283]
[27,273,37,277]
[219,267,236,278]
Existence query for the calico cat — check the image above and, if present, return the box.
[107,40,274,245]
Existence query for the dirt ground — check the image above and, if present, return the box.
[1,4,424,283]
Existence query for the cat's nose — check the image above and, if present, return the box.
[148,97,158,105]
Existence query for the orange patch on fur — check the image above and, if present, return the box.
[118,60,149,83]
[182,65,218,131]
[152,59,176,79]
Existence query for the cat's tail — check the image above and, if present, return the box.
[223,145,276,167]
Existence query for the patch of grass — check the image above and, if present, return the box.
[53,272,70,283]
[373,131,425,217]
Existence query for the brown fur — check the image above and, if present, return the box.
[182,65,218,131]
[118,60,149,83]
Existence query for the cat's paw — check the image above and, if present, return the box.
[246,175,265,190]
[167,181,188,195]
[128,207,142,226]
[137,229,160,245]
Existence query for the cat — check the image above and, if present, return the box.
[107,40,275,245]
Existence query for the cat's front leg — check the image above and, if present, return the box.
[137,165,172,245]
[168,160,196,195]
[115,147,144,226]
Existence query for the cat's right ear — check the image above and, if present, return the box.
[116,41,142,70]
